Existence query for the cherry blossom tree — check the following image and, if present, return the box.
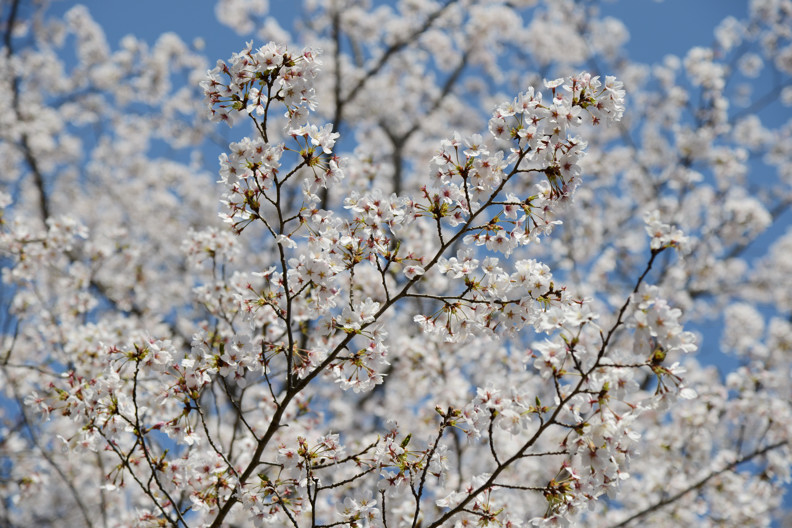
[1,0,792,526]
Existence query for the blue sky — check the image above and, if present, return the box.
[52,0,749,69]
[599,0,748,62]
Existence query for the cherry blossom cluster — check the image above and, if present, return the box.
[643,210,690,251]
[183,226,240,267]
[180,39,694,527]
[3,1,792,527]
[196,39,695,527]
[424,75,625,259]
[201,41,320,128]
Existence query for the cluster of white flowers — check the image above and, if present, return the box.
[3,1,792,527]
[201,41,320,128]
[643,209,690,251]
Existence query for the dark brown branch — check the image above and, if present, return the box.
[4,0,51,221]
